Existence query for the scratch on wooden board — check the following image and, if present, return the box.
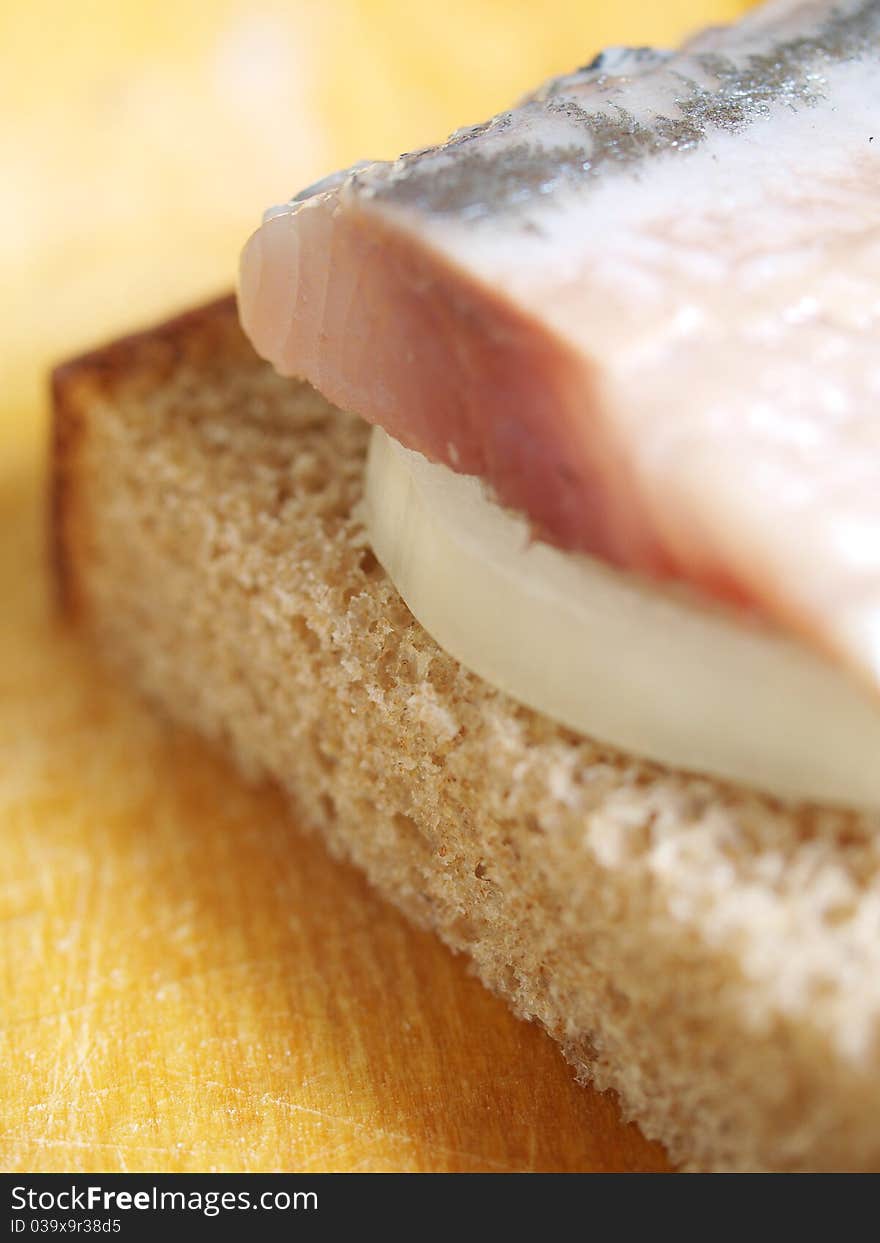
[0,1000,98,1033]
[4,1137,204,1160]
[195,1082,522,1170]
[257,1093,520,1172]
[45,1016,98,1129]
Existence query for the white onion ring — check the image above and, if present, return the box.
[365,426,880,809]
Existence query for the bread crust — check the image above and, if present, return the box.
[50,361,85,619]
[50,296,240,619]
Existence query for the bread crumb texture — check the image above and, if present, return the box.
[54,298,880,1172]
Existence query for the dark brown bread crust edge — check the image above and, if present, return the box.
[49,294,239,620]
[49,364,85,620]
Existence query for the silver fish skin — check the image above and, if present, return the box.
[239,0,880,692]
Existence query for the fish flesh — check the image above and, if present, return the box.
[239,0,880,690]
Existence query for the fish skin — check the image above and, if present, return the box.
[239,0,880,690]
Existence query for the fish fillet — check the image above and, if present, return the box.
[239,0,880,689]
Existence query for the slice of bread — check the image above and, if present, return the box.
[51,295,880,1172]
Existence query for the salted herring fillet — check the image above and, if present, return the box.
[239,0,880,693]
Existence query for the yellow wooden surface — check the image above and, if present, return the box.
[2,0,750,1173]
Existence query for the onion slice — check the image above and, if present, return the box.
[365,427,880,809]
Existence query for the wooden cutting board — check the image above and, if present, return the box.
[0,0,751,1173]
